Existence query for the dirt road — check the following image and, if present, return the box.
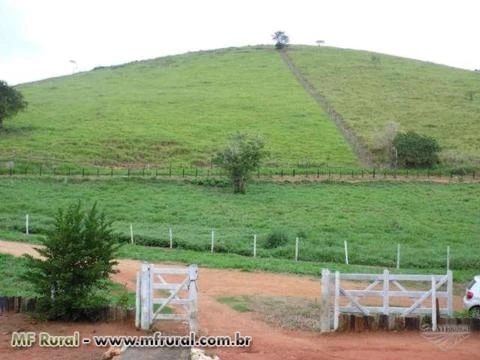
[0,240,477,360]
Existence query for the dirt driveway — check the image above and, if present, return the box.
[0,240,477,360]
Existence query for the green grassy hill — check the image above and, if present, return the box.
[3,45,480,169]
[287,46,480,167]
[2,47,356,168]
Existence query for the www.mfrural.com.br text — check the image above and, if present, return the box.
[11,331,252,348]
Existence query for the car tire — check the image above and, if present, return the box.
[469,306,480,319]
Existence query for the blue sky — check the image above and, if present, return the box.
[2,0,480,85]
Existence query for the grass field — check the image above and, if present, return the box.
[1,46,356,167]
[287,46,480,167]
[0,177,478,270]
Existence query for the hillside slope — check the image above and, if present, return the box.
[2,47,357,167]
[287,46,480,167]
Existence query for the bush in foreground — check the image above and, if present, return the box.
[22,202,121,320]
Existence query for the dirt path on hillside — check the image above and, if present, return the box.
[0,240,476,360]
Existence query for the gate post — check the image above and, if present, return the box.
[447,270,453,316]
[135,271,141,328]
[321,268,331,332]
[140,263,152,330]
[188,265,198,334]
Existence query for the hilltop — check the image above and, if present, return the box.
[2,45,480,169]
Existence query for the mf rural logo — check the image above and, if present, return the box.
[421,324,471,351]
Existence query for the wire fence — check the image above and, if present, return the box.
[0,161,477,181]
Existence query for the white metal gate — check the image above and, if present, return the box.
[136,263,198,333]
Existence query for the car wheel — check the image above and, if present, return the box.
[469,307,480,319]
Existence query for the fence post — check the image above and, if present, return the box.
[431,276,437,331]
[253,234,257,257]
[188,265,198,334]
[396,244,400,269]
[211,230,215,253]
[320,269,331,332]
[130,224,134,245]
[344,240,349,265]
[169,228,173,249]
[25,214,29,235]
[295,237,299,261]
[447,246,450,271]
[383,269,389,315]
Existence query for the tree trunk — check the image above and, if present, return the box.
[233,176,246,194]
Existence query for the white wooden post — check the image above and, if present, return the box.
[334,271,340,331]
[130,224,134,245]
[295,237,299,261]
[431,276,437,331]
[211,230,215,253]
[169,228,173,249]
[383,269,389,315]
[447,270,453,316]
[396,244,400,269]
[321,268,331,332]
[140,263,152,330]
[25,214,29,235]
[446,246,450,271]
[188,265,198,334]
[135,271,141,328]
[344,240,349,265]
[253,234,257,257]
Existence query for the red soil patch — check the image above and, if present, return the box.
[0,240,476,360]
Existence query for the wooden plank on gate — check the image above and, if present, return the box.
[339,306,450,315]
[153,299,192,305]
[403,274,448,316]
[340,288,370,315]
[154,314,190,321]
[345,290,448,298]
[153,284,188,290]
[153,277,190,317]
[152,268,190,275]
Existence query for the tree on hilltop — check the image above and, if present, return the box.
[272,31,289,49]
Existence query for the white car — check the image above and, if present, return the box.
[464,275,480,317]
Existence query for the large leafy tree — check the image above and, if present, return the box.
[215,132,266,194]
[0,80,27,129]
[23,202,121,320]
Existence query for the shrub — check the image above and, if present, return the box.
[214,132,266,194]
[264,230,289,249]
[22,202,121,320]
[393,131,440,168]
